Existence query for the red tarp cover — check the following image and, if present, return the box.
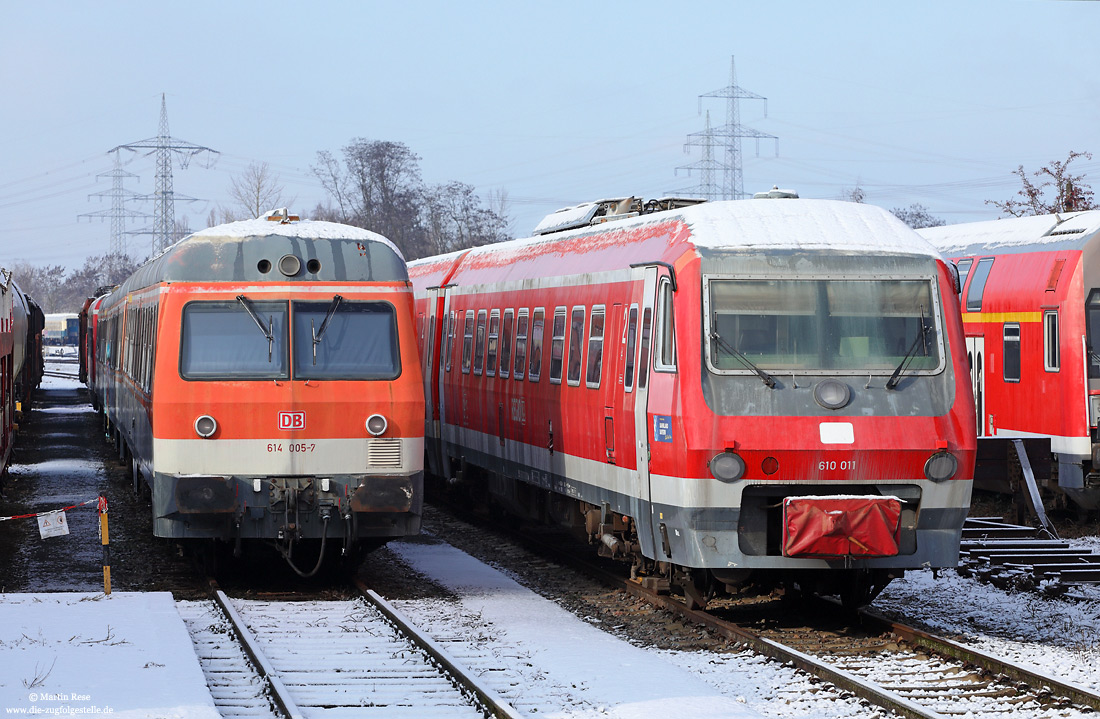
[782,496,902,558]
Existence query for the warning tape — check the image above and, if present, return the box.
[0,497,101,522]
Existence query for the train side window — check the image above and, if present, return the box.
[500,310,513,379]
[638,307,653,389]
[549,307,567,384]
[1003,323,1021,383]
[486,309,500,377]
[473,310,487,376]
[529,308,545,381]
[624,305,638,392]
[461,310,474,374]
[445,311,456,373]
[567,306,585,386]
[655,278,677,372]
[513,309,529,380]
[1044,311,1059,372]
[955,259,973,299]
[148,307,158,391]
[586,306,605,388]
[965,257,995,312]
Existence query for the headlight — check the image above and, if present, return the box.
[924,451,958,482]
[366,414,388,436]
[195,415,217,438]
[710,451,745,482]
[814,379,851,410]
[278,254,301,277]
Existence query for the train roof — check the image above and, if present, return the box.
[411,199,941,281]
[679,199,939,256]
[919,210,1100,257]
[190,216,403,257]
[106,215,407,301]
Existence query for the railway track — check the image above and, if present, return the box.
[180,582,522,719]
[960,517,1100,595]
[426,505,1100,719]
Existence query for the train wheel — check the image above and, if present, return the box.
[130,455,142,497]
[839,569,892,610]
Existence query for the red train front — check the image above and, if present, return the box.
[412,197,975,604]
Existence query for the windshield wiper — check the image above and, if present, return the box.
[236,295,274,362]
[711,329,776,388]
[886,304,931,390]
[311,294,343,365]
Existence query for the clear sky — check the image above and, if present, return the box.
[3,0,1098,269]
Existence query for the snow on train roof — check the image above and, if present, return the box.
[457,198,941,262]
[918,210,1100,256]
[190,217,403,259]
[681,198,940,255]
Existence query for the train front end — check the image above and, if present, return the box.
[653,201,976,603]
[145,215,424,570]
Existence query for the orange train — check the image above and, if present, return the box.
[82,210,424,574]
[410,197,976,605]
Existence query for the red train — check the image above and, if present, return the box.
[921,210,1100,512]
[82,210,425,574]
[410,196,976,605]
[0,274,43,484]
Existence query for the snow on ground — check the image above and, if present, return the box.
[390,537,883,719]
[0,592,219,719]
[872,568,1100,691]
[388,539,764,719]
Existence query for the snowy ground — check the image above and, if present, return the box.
[0,593,219,719]
[388,539,882,719]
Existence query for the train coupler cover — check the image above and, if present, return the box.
[782,495,902,558]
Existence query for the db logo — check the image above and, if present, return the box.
[278,411,306,430]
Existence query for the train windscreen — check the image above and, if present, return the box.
[180,301,289,379]
[292,301,399,380]
[706,279,942,374]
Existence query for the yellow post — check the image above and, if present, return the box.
[98,496,111,595]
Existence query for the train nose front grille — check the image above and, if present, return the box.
[367,438,402,468]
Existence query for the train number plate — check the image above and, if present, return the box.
[278,411,306,430]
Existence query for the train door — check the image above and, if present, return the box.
[422,287,442,476]
[966,336,986,436]
[433,287,457,481]
[602,303,623,465]
[631,266,659,559]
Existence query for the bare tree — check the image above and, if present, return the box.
[56,253,140,309]
[486,187,513,237]
[312,150,353,223]
[308,201,344,223]
[423,182,509,256]
[841,186,866,203]
[312,138,511,259]
[987,150,1096,217]
[10,262,66,312]
[891,203,945,229]
[8,253,140,313]
[227,162,292,219]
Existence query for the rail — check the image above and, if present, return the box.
[204,579,523,719]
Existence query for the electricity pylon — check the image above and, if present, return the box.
[111,94,219,254]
